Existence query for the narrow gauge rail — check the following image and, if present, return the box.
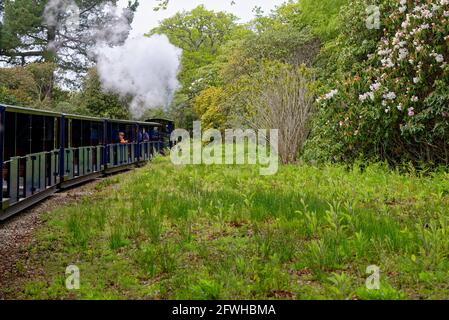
[0,104,174,221]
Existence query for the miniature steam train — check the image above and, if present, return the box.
[0,104,174,220]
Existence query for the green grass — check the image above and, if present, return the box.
[3,156,449,299]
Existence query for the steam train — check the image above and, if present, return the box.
[0,104,174,221]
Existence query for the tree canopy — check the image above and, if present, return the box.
[0,0,138,89]
[1,0,447,167]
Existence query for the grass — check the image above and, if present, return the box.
[3,155,449,299]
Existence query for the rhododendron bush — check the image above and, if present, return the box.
[305,0,448,166]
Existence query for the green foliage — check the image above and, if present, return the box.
[356,282,406,300]
[184,5,319,132]
[140,107,170,122]
[191,279,222,299]
[150,5,238,94]
[193,86,227,130]
[298,0,349,40]
[0,62,56,108]
[0,86,19,105]
[243,26,319,67]
[0,0,138,84]
[315,0,386,78]
[1,0,45,53]
[168,92,198,130]
[109,225,128,250]
[150,5,240,128]
[80,68,130,119]
[305,1,449,166]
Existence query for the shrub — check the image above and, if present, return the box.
[305,0,449,167]
[250,64,316,164]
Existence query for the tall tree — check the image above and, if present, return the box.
[0,62,56,107]
[149,5,238,129]
[0,0,139,91]
[150,5,237,94]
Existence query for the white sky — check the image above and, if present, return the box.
[118,0,287,36]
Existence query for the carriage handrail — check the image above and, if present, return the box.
[4,149,59,161]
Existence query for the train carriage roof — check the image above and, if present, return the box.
[147,118,174,124]
[63,113,105,122]
[1,104,62,117]
[106,118,162,126]
[0,103,162,126]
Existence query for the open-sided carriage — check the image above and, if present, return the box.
[0,104,174,220]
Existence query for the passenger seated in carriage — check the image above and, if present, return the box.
[119,132,128,144]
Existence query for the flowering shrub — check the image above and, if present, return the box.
[308,0,449,166]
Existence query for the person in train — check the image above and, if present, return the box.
[143,129,150,142]
[119,132,128,144]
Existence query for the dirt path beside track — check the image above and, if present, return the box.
[0,180,101,298]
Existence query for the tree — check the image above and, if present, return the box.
[149,5,239,129]
[0,62,56,107]
[0,87,20,105]
[199,4,321,131]
[0,0,138,91]
[193,86,227,130]
[242,26,320,67]
[240,63,315,164]
[140,107,170,121]
[80,68,130,119]
[150,5,238,93]
[297,0,349,41]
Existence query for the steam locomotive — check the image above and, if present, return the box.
[0,104,174,220]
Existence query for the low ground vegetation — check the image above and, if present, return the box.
[2,157,448,299]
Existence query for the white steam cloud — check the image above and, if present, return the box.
[95,35,182,118]
[43,1,182,118]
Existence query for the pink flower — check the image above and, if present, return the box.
[408,107,415,116]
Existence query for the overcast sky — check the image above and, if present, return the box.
[117,0,287,36]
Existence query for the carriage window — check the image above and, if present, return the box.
[3,113,47,158]
[106,122,137,144]
[4,112,17,161]
[91,121,104,145]
[108,122,118,144]
[31,115,44,154]
[15,113,31,157]
[140,126,151,141]
[71,119,82,148]
[43,116,55,152]
[98,122,104,144]
[125,125,134,143]
[82,120,91,146]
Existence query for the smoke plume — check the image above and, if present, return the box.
[95,34,182,118]
[43,1,182,118]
